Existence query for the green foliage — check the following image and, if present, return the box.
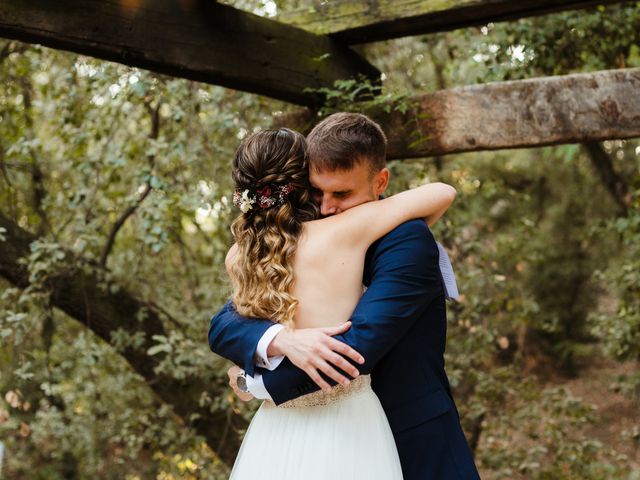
[0,41,285,478]
[467,2,640,80]
[304,75,416,117]
[589,189,640,405]
[590,200,640,363]
[479,384,632,479]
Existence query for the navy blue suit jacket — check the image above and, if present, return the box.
[209,220,480,479]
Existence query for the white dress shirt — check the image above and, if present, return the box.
[247,323,285,400]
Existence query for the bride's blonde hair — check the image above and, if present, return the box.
[228,128,319,327]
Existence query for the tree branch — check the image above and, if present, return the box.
[100,100,162,268]
[0,212,246,467]
[582,141,630,216]
[0,40,27,64]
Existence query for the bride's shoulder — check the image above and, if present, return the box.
[225,243,239,272]
[303,205,374,246]
[304,212,351,233]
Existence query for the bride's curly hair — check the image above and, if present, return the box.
[228,128,319,327]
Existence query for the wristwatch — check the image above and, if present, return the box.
[236,370,249,393]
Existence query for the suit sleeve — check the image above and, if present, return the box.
[262,219,444,405]
[208,300,276,376]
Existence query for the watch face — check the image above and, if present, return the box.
[237,374,248,393]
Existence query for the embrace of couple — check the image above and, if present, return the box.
[208,112,481,479]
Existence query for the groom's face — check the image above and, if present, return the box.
[309,161,389,216]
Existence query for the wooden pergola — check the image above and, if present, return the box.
[1,0,638,467]
[1,0,638,159]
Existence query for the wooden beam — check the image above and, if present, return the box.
[274,68,640,159]
[278,0,630,44]
[0,0,379,105]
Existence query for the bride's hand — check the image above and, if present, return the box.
[269,322,365,392]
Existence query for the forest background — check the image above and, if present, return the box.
[1,1,640,479]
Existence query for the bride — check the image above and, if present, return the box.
[224,126,456,479]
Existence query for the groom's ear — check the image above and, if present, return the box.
[373,167,389,197]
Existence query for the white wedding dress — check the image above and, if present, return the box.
[229,375,403,479]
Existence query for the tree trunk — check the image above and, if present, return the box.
[582,141,630,216]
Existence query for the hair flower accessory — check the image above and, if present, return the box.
[233,183,295,213]
[256,186,274,209]
[233,189,255,213]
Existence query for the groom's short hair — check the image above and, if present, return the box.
[306,112,387,175]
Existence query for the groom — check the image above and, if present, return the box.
[209,112,480,479]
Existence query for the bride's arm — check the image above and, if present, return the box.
[332,182,456,250]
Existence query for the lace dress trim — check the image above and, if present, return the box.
[265,375,371,409]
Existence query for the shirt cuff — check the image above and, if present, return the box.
[255,324,285,371]
[246,372,273,401]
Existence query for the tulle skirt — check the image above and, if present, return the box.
[229,375,403,479]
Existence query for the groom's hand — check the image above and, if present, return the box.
[268,322,364,392]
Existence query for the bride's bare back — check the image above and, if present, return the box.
[291,220,367,329]
[227,182,456,330]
